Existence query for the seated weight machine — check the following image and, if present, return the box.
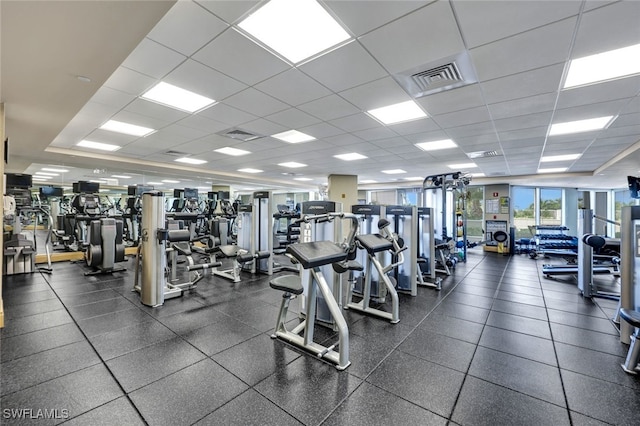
[84,217,127,276]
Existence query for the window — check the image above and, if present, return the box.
[539,188,562,227]
[614,189,637,237]
[512,187,535,238]
[465,186,484,241]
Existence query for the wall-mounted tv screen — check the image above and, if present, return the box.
[628,176,640,199]
[73,181,100,193]
[39,186,64,198]
[5,173,32,188]
[128,185,154,196]
[173,189,184,198]
[183,188,198,199]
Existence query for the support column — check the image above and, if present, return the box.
[327,174,358,213]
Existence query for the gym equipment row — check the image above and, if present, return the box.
[618,206,640,374]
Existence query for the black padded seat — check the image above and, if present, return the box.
[270,274,303,294]
[217,245,239,258]
[356,233,392,255]
[286,241,347,269]
[172,242,192,256]
[333,260,364,274]
[620,309,640,328]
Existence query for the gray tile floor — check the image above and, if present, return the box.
[1,252,639,425]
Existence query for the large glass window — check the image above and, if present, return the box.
[465,186,484,241]
[539,188,562,227]
[614,190,638,237]
[513,187,535,238]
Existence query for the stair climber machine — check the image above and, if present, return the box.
[84,216,127,276]
[133,191,220,307]
[268,210,359,370]
[417,207,442,290]
[69,181,103,252]
[383,205,418,296]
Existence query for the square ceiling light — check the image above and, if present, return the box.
[540,154,581,162]
[564,43,640,88]
[237,0,351,64]
[448,163,476,169]
[42,167,69,173]
[334,153,367,161]
[272,130,316,143]
[175,157,207,165]
[415,139,457,151]
[238,168,263,173]
[367,100,427,125]
[215,147,251,156]
[111,175,131,179]
[382,169,406,174]
[142,82,215,113]
[549,116,614,136]
[162,179,180,183]
[294,177,313,181]
[35,172,59,176]
[100,120,155,137]
[77,140,121,151]
[279,161,307,168]
[146,181,164,185]
[538,167,567,174]
[359,179,377,184]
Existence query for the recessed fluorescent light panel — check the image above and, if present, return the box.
[237,0,351,64]
[359,180,377,184]
[77,140,121,151]
[279,162,307,168]
[175,157,207,165]
[33,176,52,180]
[367,100,427,125]
[271,130,316,144]
[540,154,581,162]
[214,147,251,156]
[470,173,485,178]
[100,120,155,137]
[549,116,614,136]
[111,175,131,179]
[141,82,216,113]
[415,139,457,151]
[294,177,313,181]
[334,153,367,161]
[238,168,263,173]
[35,172,59,176]
[538,167,568,174]
[564,43,640,88]
[381,169,407,174]
[146,181,164,185]
[448,163,477,169]
[42,168,69,173]
[404,177,424,181]
[162,179,180,183]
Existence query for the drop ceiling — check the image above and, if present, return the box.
[2,0,640,192]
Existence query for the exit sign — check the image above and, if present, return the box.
[493,192,499,197]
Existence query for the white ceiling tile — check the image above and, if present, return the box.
[299,122,344,139]
[83,128,140,145]
[434,106,492,129]
[223,87,289,117]
[254,68,332,106]
[552,99,631,122]
[339,76,410,110]
[488,93,557,120]
[571,1,640,58]
[193,28,289,85]
[111,109,170,130]
[103,66,158,96]
[391,118,441,136]
[443,121,496,139]
[359,1,465,74]
[498,127,547,141]
[325,134,365,147]
[299,41,388,93]
[416,84,486,116]
[610,113,640,129]
[176,115,229,134]
[470,17,577,81]
[402,130,451,144]
[352,127,398,142]
[264,108,322,129]
[124,98,190,124]
[89,86,136,110]
[481,64,565,104]
[453,0,581,48]
[163,59,247,102]
[194,0,260,25]
[146,1,228,56]
[493,112,553,133]
[329,113,381,133]
[198,102,257,127]
[121,38,186,79]
[557,76,640,110]
[298,95,360,121]
[601,124,640,139]
[237,118,287,138]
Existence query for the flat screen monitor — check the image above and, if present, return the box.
[184,188,198,199]
[207,191,216,200]
[5,173,32,188]
[39,186,64,198]
[173,189,184,198]
[74,181,100,194]
[128,185,154,196]
[628,176,640,199]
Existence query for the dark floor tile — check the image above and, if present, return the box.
[195,389,302,426]
[555,342,638,389]
[107,336,206,392]
[211,333,299,385]
[3,289,57,306]
[62,397,145,426]
[3,298,65,320]
[339,332,404,379]
[432,302,490,324]
[0,364,123,425]
[255,356,361,426]
[547,309,618,335]
[155,305,229,335]
[233,301,297,332]
[498,283,543,297]
[469,346,566,406]
[89,320,176,360]
[544,288,587,302]
[366,351,464,418]
[0,310,73,339]
[1,341,100,397]
[550,323,628,357]
[57,289,120,307]
[76,307,154,337]
[451,376,570,426]
[479,326,558,366]
[137,295,207,318]
[486,311,551,339]
[67,296,136,321]
[457,278,500,289]
[182,317,262,356]
[323,382,447,426]
[348,316,414,345]
[445,291,494,309]
[454,284,497,299]
[130,359,248,426]
[570,411,612,426]
[562,369,640,425]
[53,281,113,296]
[490,299,548,321]
[494,290,546,307]
[418,312,485,344]
[399,328,476,373]
[545,298,606,317]
[1,323,84,363]
[500,277,541,288]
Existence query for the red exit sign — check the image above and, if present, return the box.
[493,192,499,197]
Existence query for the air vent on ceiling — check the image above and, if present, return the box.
[467,150,501,159]
[394,51,478,98]
[164,150,188,157]
[218,128,264,142]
